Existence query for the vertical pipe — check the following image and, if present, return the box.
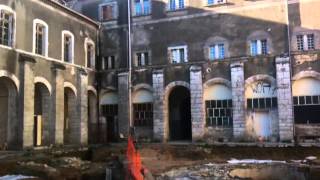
[127,0,133,130]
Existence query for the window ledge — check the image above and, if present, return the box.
[291,49,319,55]
[101,19,117,25]
[0,44,13,50]
[166,9,187,17]
[205,3,227,8]
[132,15,152,22]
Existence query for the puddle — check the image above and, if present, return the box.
[159,163,320,180]
[0,175,36,180]
[229,164,320,180]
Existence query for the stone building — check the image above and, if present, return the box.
[72,0,320,144]
[0,0,99,149]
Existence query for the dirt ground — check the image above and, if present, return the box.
[1,144,320,179]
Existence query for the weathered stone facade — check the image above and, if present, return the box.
[73,0,320,143]
[0,0,99,149]
[2,0,320,149]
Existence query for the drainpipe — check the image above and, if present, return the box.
[127,0,133,132]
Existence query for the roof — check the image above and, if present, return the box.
[43,0,99,28]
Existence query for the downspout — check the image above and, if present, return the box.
[127,0,133,132]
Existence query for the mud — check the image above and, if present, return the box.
[0,144,320,179]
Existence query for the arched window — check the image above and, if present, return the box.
[133,88,153,127]
[0,5,15,47]
[62,30,74,63]
[204,83,232,127]
[85,38,95,68]
[33,19,49,57]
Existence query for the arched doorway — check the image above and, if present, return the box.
[34,82,52,146]
[64,87,78,144]
[132,88,154,139]
[0,76,18,149]
[169,86,191,141]
[88,90,98,144]
[100,91,118,142]
[245,78,278,141]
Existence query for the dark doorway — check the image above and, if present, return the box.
[102,105,118,142]
[169,86,192,141]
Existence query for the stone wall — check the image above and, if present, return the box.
[231,62,245,140]
[276,57,294,142]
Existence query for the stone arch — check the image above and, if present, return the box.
[34,81,52,146]
[133,83,153,104]
[87,86,97,96]
[164,81,191,141]
[100,91,118,105]
[292,75,320,96]
[292,70,320,81]
[99,86,117,97]
[165,81,190,95]
[204,78,232,100]
[64,82,77,96]
[0,70,19,91]
[133,83,153,92]
[64,86,78,145]
[245,74,277,98]
[34,76,52,95]
[203,78,231,89]
[0,75,19,149]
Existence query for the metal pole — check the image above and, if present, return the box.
[127,0,133,130]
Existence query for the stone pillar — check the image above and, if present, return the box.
[231,62,246,139]
[189,66,204,141]
[118,72,129,137]
[19,55,36,148]
[52,64,65,145]
[77,69,88,145]
[152,69,165,141]
[276,57,294,142]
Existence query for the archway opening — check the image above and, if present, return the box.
[88,91,98,144]
[0,76,18,149]
[34,83,51,146]
[245,80,278,141]
[132,88,154,139]
[101,92,118,143]
[293,78,320,124]
[64,87,77,144]
[169,86,191,141]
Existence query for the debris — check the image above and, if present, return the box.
[305,156,317,161]
[0,175,36,180]
[227,159,286,164]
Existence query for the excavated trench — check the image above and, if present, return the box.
[1,144,320,179]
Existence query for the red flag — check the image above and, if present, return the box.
[127,136,143,180]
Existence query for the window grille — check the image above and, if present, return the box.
[133,103,153,126]
[206,99,233,127]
